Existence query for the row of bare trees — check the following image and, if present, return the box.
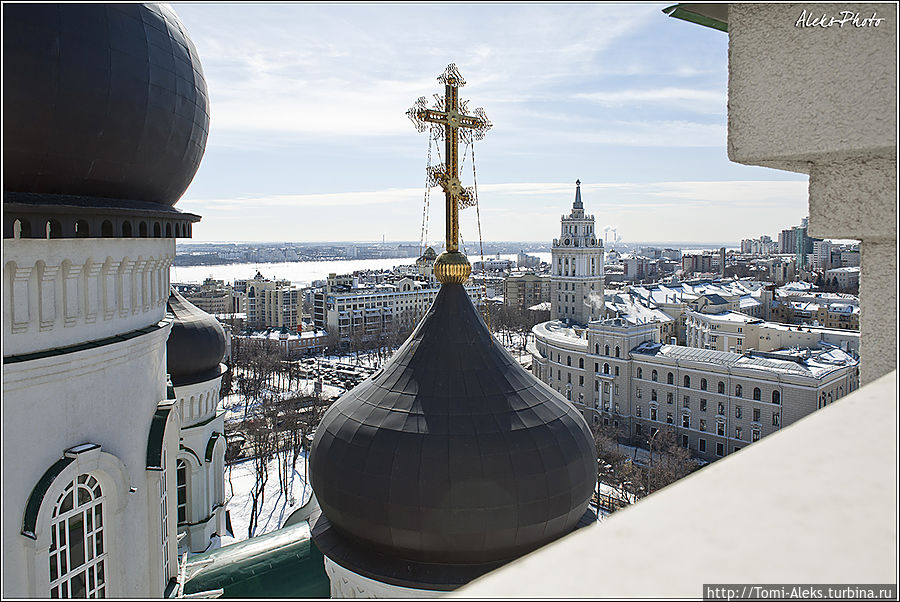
[226,337,333,537]
[591,421,698,510]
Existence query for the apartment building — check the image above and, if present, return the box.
[504,271,551,310]
[234,272,299,330]
[530,317,858,462]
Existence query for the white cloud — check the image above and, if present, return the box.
[574,87,726,114]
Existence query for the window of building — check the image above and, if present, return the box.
[735,405,742,419]
[636,406,642,417]
[650,407,657,421]
[718,381,725,394]
[667,372,674,385]
[615,346,620,358]
[160,450,170,586]
[579,375,584,386]
[567,373,572,384]
[683,396,690,408]
[666,412,673,424]
[614,384,619,395]
[753,387,761,401]
[735,426,742,440]
[636,387,642,399]
[635,423,643,436]
[735,384,743,398]
[651,370,658,382]
[614,402,620,413]
[605,345,610,356]
[603,363,610,375]
[595,344,600,354]
[772,390,781,405]
[176,460,188,524]
[700,378,708,391]
[681,434,689,448]
[651,389,657,402]
[717,422,725,436]
[578,358,584,369]
[699,418,706,431]
[615,366,620,376]
[699,438,707,453]
[567,356,571,366]
[603,382,610,394]
[773,412,781,427]
[637,367,643,379]
[49,474,107,598]
[700,398,707,412]
[595,362,599,373]
[716,442,724,456]
[557,370,561,380]
[682,414,690,428]
[752,429,760,442]
[684,375,691,388]
[666,392,673,404]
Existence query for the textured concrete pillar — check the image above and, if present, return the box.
[808,158,897,384]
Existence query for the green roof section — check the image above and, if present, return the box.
[183,521,330,598]
[662,3,729,32]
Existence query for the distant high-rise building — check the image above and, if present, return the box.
[551,180,605,324]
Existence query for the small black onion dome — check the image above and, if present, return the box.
[309,283,596,567]
[166,288,226,387]
[3,4,209,206]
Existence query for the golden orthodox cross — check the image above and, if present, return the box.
[408,64,491,282]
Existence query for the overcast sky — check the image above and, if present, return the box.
[172,3,809,245]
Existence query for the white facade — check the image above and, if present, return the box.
[3,236,181,597]
[551,181,605,325]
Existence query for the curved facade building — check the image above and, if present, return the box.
[3,4,210,597]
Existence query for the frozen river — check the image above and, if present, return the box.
[170,252,551,287]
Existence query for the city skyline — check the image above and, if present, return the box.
[173,3,809,244]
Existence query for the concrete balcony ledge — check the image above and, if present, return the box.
[454,371,897,598]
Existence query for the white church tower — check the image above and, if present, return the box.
[551,180,605,325]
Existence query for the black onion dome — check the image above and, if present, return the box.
[166,288,226,387]
[309,283,596,571]
[3,3,209,206]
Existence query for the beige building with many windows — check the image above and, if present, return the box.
[504,271,551,310]
[530,317,859,462]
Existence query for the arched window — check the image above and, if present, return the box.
[594,344,599,354]
[700,378,708,391]
[772,390,781,405]
[735,384,743,398]
[139,221,148,238]
[637,368,643,379]
[46,219,62,239]
[667,372,674,385]
[605,345,610,356]
[176,460,188,525]
[753,387,761,401]
[49,474,107,598]
[101,220,113,238]
[165,223,172,237]
[14,218,32,238]
[651,370,658,382]
[122,221,133,237]
[603,363,610,375]
[153,222,161,238]
[578,358,584,369]
[684,375,691,388]
[615,346,620,358]
[75,220,90,238]
[718,381,725,394]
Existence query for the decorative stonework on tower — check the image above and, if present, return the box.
[551,180,605,325]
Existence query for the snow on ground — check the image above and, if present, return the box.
[220,451,312,546]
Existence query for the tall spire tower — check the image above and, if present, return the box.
[551,180,605,325]
[308,65,596,598]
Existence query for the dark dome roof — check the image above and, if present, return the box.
[3,4,209,206]
[309,283,596,571]
[166,288,226,387]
